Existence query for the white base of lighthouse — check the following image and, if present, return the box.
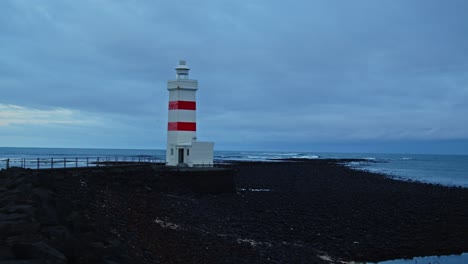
[166,141,214,167]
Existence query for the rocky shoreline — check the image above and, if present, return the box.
[1,159,468,263]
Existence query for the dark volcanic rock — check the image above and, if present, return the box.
[11,241,67,263]
[2,161,468,263]
[0,243,15,260]
[0,168,131,264]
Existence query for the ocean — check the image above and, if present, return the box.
[1,147,467,188]
[218,151,468,187]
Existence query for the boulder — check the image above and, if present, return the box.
[0,221,40,237]
[2,205,35,216]
[11,242,66,263]
[0,244,14,260]
[0,260,43,263]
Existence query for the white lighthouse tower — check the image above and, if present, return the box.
[166,60,214,167]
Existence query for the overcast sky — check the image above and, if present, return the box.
[1,0,467,154]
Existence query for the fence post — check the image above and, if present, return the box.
[51,158,54,169]
[75,157,78,168]
[86,157,89,167]
[97,157,100,167]
[6,159,9,169]
[37,158,40,169]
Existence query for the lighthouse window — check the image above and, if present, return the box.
[187,149,190,156]
[171,148,174,156]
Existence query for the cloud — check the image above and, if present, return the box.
[0,0,468,152]
[0,104,87,126]
[0,103,166,149]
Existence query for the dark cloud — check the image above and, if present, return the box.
[1,0,467,152]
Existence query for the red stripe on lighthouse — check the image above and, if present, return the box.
[169,101,196,110]
[168,122,196,131]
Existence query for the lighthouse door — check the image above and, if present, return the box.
[178,149,184,164]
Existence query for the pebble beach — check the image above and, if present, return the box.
[1,159,467,263]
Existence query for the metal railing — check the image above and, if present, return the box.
[0,156,164,170]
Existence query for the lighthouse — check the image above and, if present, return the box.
[166,60,214,167]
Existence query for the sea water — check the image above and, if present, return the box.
[370,252,468,264]
[337,153,468,188]
[0,147,166,160]
[1,147,467,187]
[214,150,468,188]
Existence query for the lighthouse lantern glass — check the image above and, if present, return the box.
[177,73,188,80]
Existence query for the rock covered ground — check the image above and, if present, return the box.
[1,160,468,263]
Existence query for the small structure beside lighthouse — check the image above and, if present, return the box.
[166,60,214,167]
